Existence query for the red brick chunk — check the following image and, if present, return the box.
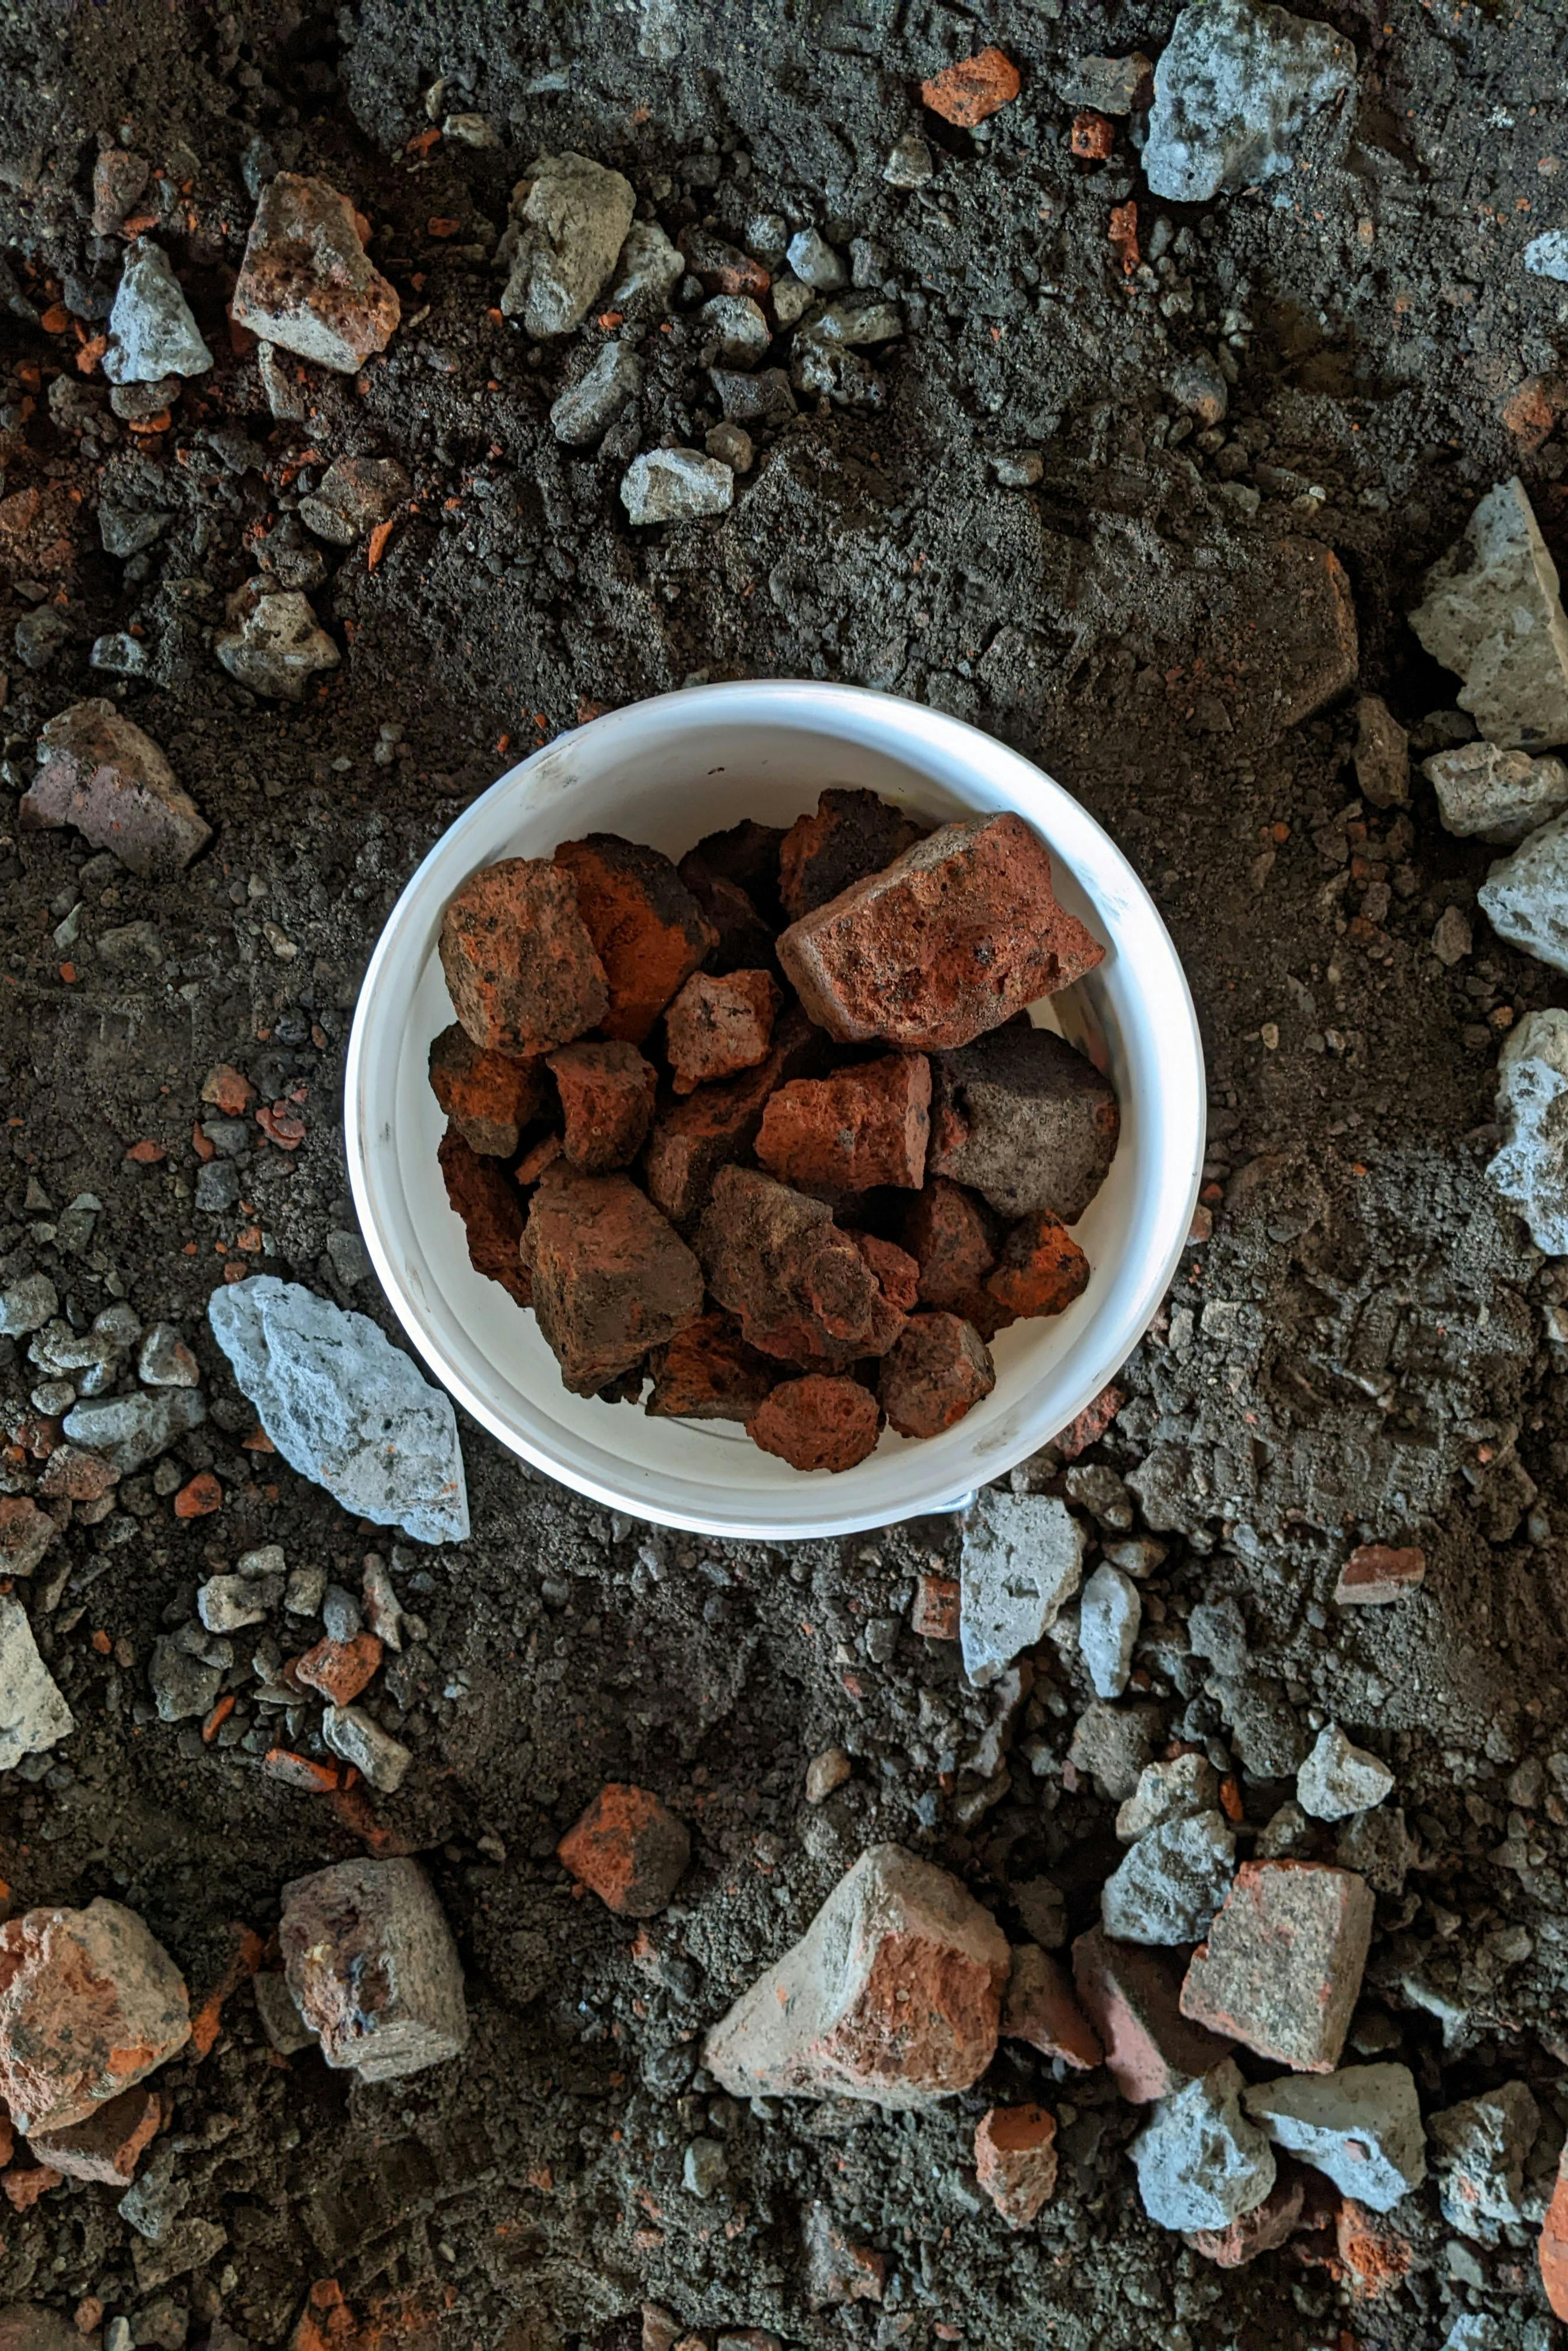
[777,788,928,920]
[853,1233,920,1311]
[879,1311,995,1438]
[911,1573,960,1639]
[922,46,1022,127]
[522,1165,704,1394]
[1071,1926,1235,2104]
[1180,1862,1374,2074]
[0,1900,190,2133]
[930,1025,1120,1220]
[645,1312,778,1422]
[665,968,781,1092]
[555,833,717,1043]
[644,1006,823,1225]
[439,858,608,1058]
[1334,1544,1426,1605]
[974,2103,1058,2228]
[437,1127,531,1307]
[548,1040,658,1171]
[27,2083,161,2184]
[516,1133,563,1184]
[1190,2170,1306,2269]
[1001,1943,1103,2070]
[428,1022,546,1155]
[294,1631,383,1707]
[984,1211,1091,1321]
[757,1053,931,1192]
[747,1374,883,1472]
[902,1176,999,1310]
[777,813,1105,1052]
[558,1783,690,1915]
[698,1165,906,1365]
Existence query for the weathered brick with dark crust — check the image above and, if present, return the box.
[555,833,717,1043]
[522,1165,704,1394]
[664,968,780,1092]
[879,1312,995,1439]
[558,1783,690,1915]
[439,858,607,1059]
[428,1022,546,1156]
[698,1165,906,1365]
[643,1006,824,1225]
[777,788,928,920]
[984,1211,1091,1320]
[437,1126,531,1307]
[646,1312,779,1422]
[757,1053,931,1192]
[548,1040,658,1171]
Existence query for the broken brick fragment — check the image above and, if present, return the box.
[902,1176,1000,1319]
[281,1857,468,2080]
[0,1497,57,1578]
[1179,1862,1374,2074]
[778,814,1104,1053]
[1001,1943,1102,2070]
[911,1573,960,1640]
[777,789,928,921]
[921,47,1021,127]
[984,1211,1091,1321]
[804,2202,886,2309]
[294,1631,384,1708]
[230,171,401,373]
[1052,1382,1124,1460]
[1071,1926,1234,2103]
[0,1899,190,2133]
[515,1133,562,1186]
[1544,2147,1568,2320]
[22,699,211,879]
[437,1125,532,1307]
[674,856,779,973]
[428,1022,546,1156]
[685,817,785,911]
[439,857,608,1059]
[1337,2197,1413,2299]
[746,1374,882,1472]
[522,1165,704,1393]
[678,226,771,299]
[698,1165,906,1364]
[664,968,780,1092]
[930,1026,1120,1220]
[548,1040,659,1171]
[643,1008,823,1224]
[757,1053,931,1191]
[554,833,717,1043]
[1070,109,1115,160]
[202,1063,256,1115]
[1334,1544,1426,1605]
[558,1783,690,1915]
[27,2083,161,2184]
[853,1233,920,1311]
[173,1470,222,1518]
[3,2164,61,2211]
[1189,2166,1305,2267]
[974,2103,1058,2227]
[879,1312,995,1439]
[645,1312,777,1422]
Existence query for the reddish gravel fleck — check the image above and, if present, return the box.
[984,1211,1091,1321]
[921,47,1021,127]
[294,1632,385,1707]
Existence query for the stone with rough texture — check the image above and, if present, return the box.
[1540,2140,1568,2319]
[1424,739,1568,842]
[984,1210,1091,1323]
[930,1025,1120,1221]
[62,1388,203,1473]
[1479,811,1568,973]
[975,2104,1057,2226]
[1130,2059,1277,2234]
[1410,478,1568,750]
[502,153,635,336]
[1101,1812,1236,1948]
[1525,230,1568,284]
[0,1500,56,1581]
[757,1054,930,1191]
[207,1276,468,1543]
[645,1010,824,1226]
[0,1274,57,1338]
[441,857,608,1059]
[1181,1861,1374,2073]
[1116,1754,1220,1843]
[665,969,780,1092]
[705,1843,1008,2108]
[321,1705,411,1794]
[1001,1944,1102,2070]
[1489,1008,1568,1253]
[0,2311,85,2351]
[555,833,716,1044]
[606,219,684,317]
[921,48,1021,127]
[620,447,734,525]
[281,1859,468,2082]
[879,1312,995,1440]
[298,456,408,544]
[746,1375,882,1473]
[0,1599,73,1769]
[1187,2168,1305,2267]
[557,1784,690,1915]
[1073,1928,1235,2104]
[958,1492,1086,1686]
[1079,1562,1141,1698]
[26,2083,161,2185]
[1067,1701,1162,1801]
[777,788,926,922]
[22,700,210,877]
[550,339,643,445]
[548,1040,658,1172]
[1243,2064,1425,2211]
[1296,1724,1395,1821]
[214,581,339,700]
[645,1313,776,1423]
[1428,2080,1539,2240]
[231,173,400,371]
[428,1022,546,1158]
[102,240,212,384]
[1142,0,1355,204]
[0,1901,189,2132]
[698,1165,905,1365]
[523,1167,703,1394]
[1353,693,1410,808]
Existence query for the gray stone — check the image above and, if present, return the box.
[1478,811,1568,971]
[322,1583,363,1640]
[1142,0,1355,204]
[1212,1671,1307,1778]
[257,339,308,421]
[501,152,636,337]
[297,456,409,544]
[100,503,171,559]
[1254,1799,1313,1859]
[90,632,151,678]
[1524,229,1568,283]
[550,340,643,445]
[683,2136,728,2197]
[321,1704,411,1793]
[883,129,935,187]
[1410,478,1568,750]
[15,609,68,671]
[149,1634,220,1723]
[1428,2081,1539,2240]
[803,300,902,348]
[22,699,210,878]
[253,1970,314,2054]
[138,1323,200,1387]
[699,294,770,361]
[1243,2063,1425,2211]
[97,919,163,970]
[620,448,734,525]
[230,173,400,373]
[1060,51,1154,112]
[102,240,213,385]
[1079,1562,1141,1699]
[1068,1701,1162,1800]
[1012,1877,1067,1949]
[1424,740,1568,842]
[992,451,1043,488]
[198,1575,277,1635]
[1296,1724,1395,1821]
[791,340,882,406]
[1334,1806,1414,1897]
[1116,1754,1220,1843]
[960,1493,1087,1686]
[215,581,340,701]
[785,228,846,290]
[196,1160,241,1214]
[705,421,754,472]
[0,1597,73,1768]
[285,1561,327,1616]
[207,1276,468,1544]
[62,1387,204,1474]
[0,1275,57,1338]
[362,1556,403,1649]
[1130,2058,1276,2233]
[1168,352,1229,427]
[1432,904,1472,966]
[109,374,179,422]
[710,364,796,423]
[605,220,684,318]
[281,1857,469,2080]
[1354,693,1410,808]
[1489,1039,1568,1254]
[1100,1810,1235,1946]
[1187,1595,1249,1675]
[771,275,815,328]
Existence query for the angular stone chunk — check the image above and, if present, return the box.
[697,1166,906,1365]
[103,239,212,385]
[879,1312,995,1439]
[281,1859,468,2082]
[930,1026,1120,1221]
[522,1166,704,1394]
[27,2083,161,2184]
[1296,1724,1395,1822]
[1243,2064,1425,2212]
[1001,1943,1102,2070]
[555,833,717,1044]
[0,1900,189,2132]
[1478,811,1568,973]
[428,1022,546,1156]
[644,1008,824,1224]
[1352,693,1409,809]
[777,788,927,920]
[549,338,643,446]
[645,1312,777,1422]
[1424,739,1568,843]
[704,1843,1009,2108]
[1180,1861,1374,2073]
[777,814,1105,1052]
[958,1492,1086,1686]
[0,1597,74,1770]
[1072,1926,1236,2104]
[1488,1011,1568,1252]
[1101,1812,1236,1948]
[557,1783,689,1915]
[746,1374,882,1472]
[298,455,409,544]
[232,173,400,372]
[1410,477,1568,750]
[22,700,210,877]
[437,1126,531,1307]
[1188,2170,1306,2269]
[664,968,780,1092]
[757,1053,931,1191]
[1129,2059,1277,2234]
[1428,2080,1539,2240]
[501,152,636,337]
[0,1500,56,1581]
[975,2104,1058,2227]
[1142,0,1355,204]
[620,448,734,525]
[548,1040,658,1172]
[440,858,608,1060]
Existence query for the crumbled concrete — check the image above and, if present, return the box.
[102,239,212,383]
[214,581,341,701]
[620,447,734,524]
[604,219,684,316]
[1068,1701,1162,1800]
[1296,1724,1396,1821]
[1525,229,1568,283]
[0,1900,189,2131]
[550,340,643,445]
[1410,477,1568,750]
[0,1598,73,1769]
[230,172,401,370]
[1116,1754,1220,1842]
[502,152,636,335]
[1479,811,1568,973]
[281,1858,469,2081]
[959,1493,1087,1686]
[62,1388,205,1474]
[321,1704,412,1792]
[1353,692,1410,808]
[1129,2059,1277,2233]
[1488,1015,1568,1253]
[22,699,211,877]
[1423,739,1568,842]
[1243,2064,1426,2211]
[1142,0,1355,204]
[1078,1561,1141,1698]
[1100,1810,1236,1946]
[1428,2081,1540,2241]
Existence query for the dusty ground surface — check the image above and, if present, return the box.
[1,0,1567,2345]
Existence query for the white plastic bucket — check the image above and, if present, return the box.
[344,682,1205,1539]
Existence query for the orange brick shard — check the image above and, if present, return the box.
[438,857,608,1059]
[558,1784,691,1916]
[1334,1544,1425,1605]
[921,47,1021,127]
[553,833,717,1044]
[756,1053,931,1191]
[1179,1861,1374,2074]
[294,1631,384,1708]
[1000,1943,1102,2070]
[0,1899,190,2133]
[428,1022,546,1156]
[974,2103,1058,2226]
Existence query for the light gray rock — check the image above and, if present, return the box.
[0,1596,74,1767]
[215,581,340,701]
[149,1636,221,1722]
[1130,2058,1276,2233]
[771,275,815,328]
[1100,1809,1235,1946]
[1524,229,1568,283]
[98,502,169,560]
[297,456,409,544]
[501,152,636,337]
[785,228,846,290]
[619,448,734,525]
[1060,52,1154,113]
[1116,1753,1220,1843]
[1503,1004,1568,1082]
[16,608,68,672]
[1488,1017,1568,1254]
[1423,740,1568,842]
[550,340,643,445]
[207,1276,468,1544]
[1428,2080,1539,2239]
[322,1704,411,1793]
[959,1493,1087,1686]
[1478,811,1568,972]
[23,700,210,878]
[63,1387,205,1474]
[1409,478,1568,751]
[90,632,151,679]
[605,220,684,318]
[1296,1724,1395,1821]
[803,300,902,348]
[705,420,753,472]
[138,1322,200,1387]
[1244,2064,1425,2210]
[102,240,213,385]
[1142,0,1355,205]
[699,294,770,361]
[0,1274,57,1338]
[883,129,935,187]
[1255,1799,1314,1860]
[1067,1701,1161,1801]
[198,1575,278,1635]
[281,1857,469,2081]
[1079,1562,1141,1699]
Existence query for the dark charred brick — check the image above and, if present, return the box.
[643,1006,824,1226]
[521,1166,704,1394]
[555,833,717,1044]
[746,1374,883,1472]
[879,1312,995,1439]
[756,1054,931,1191]
[930,1026,1120,1220]
[664,969,781,1093]
[984,1211,1091,1321]
[777,788,928,921]
[439,858,608,1058]
[437,1126,531,1307]
[645,1311,779,1422]
[698,1164,906,1365]
[428,1022,547,1156]
[548,1040,659,1171]
[558,1784,690,1916]
[686,818,786,916]
[675,854,780,975]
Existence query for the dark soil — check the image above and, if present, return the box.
[1,2,1566,2346]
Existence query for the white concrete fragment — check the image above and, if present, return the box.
[959,1494,1087,1687]
[1130,2058,1276,2233]
[1478,811,1568,972]
[502,153,636,337]
[1078,1562,1141,1699]
[620,448,734,525]
[1243,2063,1425,2211]
[1423,740,1568,843]
[322,1705,412,1793]
[1488,1034,1568,1256]
[550,340,642,445]
[1100,1810,1235,1946]
[1296,1724,1395,1821]
[1409,478,1568,750]
[215,582,339,701]
[1525,229,1568,283]
[102,240,212,385]
[1116,1754,1220,1843]
[1142,0,1355,204]
[0,1596,74,1768]
[1428,2080,1539,2240]
[197,1575,276,1635]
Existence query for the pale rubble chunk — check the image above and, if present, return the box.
[605,219,684,317]
[1423,739,1568,843]
[1101,1810,1236,1947]
[959,1493,1086,1687]
[0,1899,189,2131]
[501,152,636,336]
[1409,477,1568,750]
[1129,2058,1276,2233]
[550,341,642,445]
[1116,1754,1221,1843]
[0,1597,73,1769]
[0,1275,58,1338]
[62,1388,204,1473]
[1142,0,1355,205]
[22,700,210,878]
[215,581,339,701]
[620,448,734,525]
[102,240,212,384]
[1488,1008,1568,1255]
[1243,2064,1425,2212]
[281,1858,468,2081]
[231,173,400,372]
[704,1843,1008,2109]
[1428,2080,1539,2240]
[321,1704,412,1793]
[1296,1723,1395,1821]
[1525,229,1568,283]
[1078,1561,1141,1699]
[1478,811,1568,973]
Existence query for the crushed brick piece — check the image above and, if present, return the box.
[1545,2148,1568,2319]
[678,226,771,299]
[1334,1544,1426,1605]
[1052,1382,1124,1459]
[437,1125,531,1307]
[231,171,401,372]
[558,1784,690,1915]
[37,1445,116,1502]
[22,699,211,878]
[757,1053,931,1191]
[777,788,927,920]
[173,1470,222,1518]
[3,2164,61,2210]
[0,1899,190,2133]
[263,1748,338,1792]
[1189,2167,1305,2268]
[984,1210,1091,1320]
[439,857,607,1058]
[698,1165,906,1364]
[1339,2197,1414,2300]
[778,814,1104,1053]
[27,2083,160,2184]
[281,1857,468,2080]
[294,1631,384,1708]
[1071,109,1116,159]
[548,1040,658,1171]
[202,1063,256,1115]
[522,1165,704,1394]
[664,968,781,1092]
[1071,1926,1234,2103]
[1001,1944,1102,2070]
[428,1022,546,1156]
[853,1233,920,1311]
[902,1175,999,1316]
[930,1025,1120,1220]
[921,47,1021,127]
[974,2103,1057,2227]
[515,1133,563,1185]
[1180,1861,1374,2074]
[911,1573,960,1640]
[555,833,717,1043]
[879,1312,995,1439]
[746,1375,882,1472]
[644,1007,824,1225]
[645,1312,777,1422]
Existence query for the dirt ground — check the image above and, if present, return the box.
[2,1,1567,2345]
